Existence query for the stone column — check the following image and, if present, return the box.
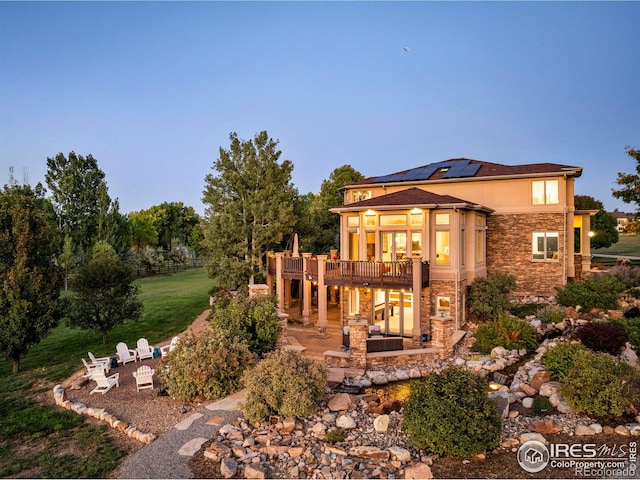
[412,257,423,347]
[348,318,368,368]
[316,255,328,337]
[302,253,312,326]
[431,314,454,359]
[275,253,285,314]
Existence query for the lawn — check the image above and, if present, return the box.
[592,234,640,265]
[0,267,211,478]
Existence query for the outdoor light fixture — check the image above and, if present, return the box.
[589,231,595,237]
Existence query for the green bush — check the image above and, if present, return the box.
[210,294,282,356]
[158,330,256,402]
[575,321,629,355]
[541,341,590,381]
[509,302,542,319]
[613,317,640,352]
[241,349,327,423]
[537,304,566,324]
[532,395,554,414]
[561,351,639,417]
[472,314,538,354]
[401,365,501,457]
[554,275,625,310]
[468,272,517,321]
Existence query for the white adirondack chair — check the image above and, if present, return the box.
[88,352,111,372]
[116,342,137,365]
[136,338,154,361]
[160,336,180,358]
[90,369,120,395]
[133,365,155,391]
[81,358,106,378]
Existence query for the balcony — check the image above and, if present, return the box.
[324,260,429,289]
[269,256,430,289]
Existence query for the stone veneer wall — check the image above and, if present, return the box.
[427,279,467,328]
[487,213,565,297]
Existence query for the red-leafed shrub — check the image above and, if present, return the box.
[574,321,629,356]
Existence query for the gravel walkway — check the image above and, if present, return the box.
[115,391,245,479]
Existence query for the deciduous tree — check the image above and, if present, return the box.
[575,195,619,249]
[0,183,63,372]
[613,147,640,213]
[202,131,296,288]
[65,241,143,343]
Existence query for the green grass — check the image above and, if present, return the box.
[0,267,211,380]
[593,234,640,257]
[0,267,212,478]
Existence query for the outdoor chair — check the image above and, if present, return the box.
[116,342,137,365]
[88,352,111,372]
[81,358,107,378]
[133,365,155,391]
[136,338,154,361]
[89,369,120,395]
[160,336,180,358]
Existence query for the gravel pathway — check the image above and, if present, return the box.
[115,391,245,479]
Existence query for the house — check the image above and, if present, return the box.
[610,211,636,232]
[267,158,593,360]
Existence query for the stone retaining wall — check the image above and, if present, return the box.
[52,384,156,444]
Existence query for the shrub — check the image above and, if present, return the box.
[241,349,327,423]
[537,304,565,324]
[554,275,625,310]
[561,351,639,417]
[541,341,590,381]
[210,294,282,356]
[323,429,347,444]
[468,272,517,321]
[574,321,629,355]
[158,330,256,403]
[509,302,542,319]
[472,314,538,354]
[401,365,501,457]
[613,317,640,352]
[531,395,554,414]
[610,264,640,289]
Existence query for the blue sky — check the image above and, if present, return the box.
[1,1,639,216]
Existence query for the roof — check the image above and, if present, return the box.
[350,158,583,187]
[331,187,494,214]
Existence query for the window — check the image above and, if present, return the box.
[347,216,359,227]
[366,232,376,260]
[532,180,559,205]
[435,213,450,225]
[348,231,359,260]
[380,214,407,226]
[435,231,450,265]
[532,232,559,260]
[353,190,371,202]
[365,211,376,227]
[475,214,486,264]
[410,212,423,226]
[411,232,422,258]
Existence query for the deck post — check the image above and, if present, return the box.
[316,255,328,337]
[275,253,285,314]
[412,257,423,347]
[302,253,312,326]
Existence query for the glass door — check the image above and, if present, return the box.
[381,232,407,261]
[373,289,413,337]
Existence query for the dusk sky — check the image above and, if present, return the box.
[1,1,639,216]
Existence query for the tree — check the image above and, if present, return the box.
[306,165,364,254]
[129,210,160,252]
[0,183,63,372]
[575,195,619,249]
[612,147,640,213]
[65,241,143,343]
[202,131,297,288]
[148,202,200,251]
[45,152,107,253]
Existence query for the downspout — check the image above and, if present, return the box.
[454,207,459,330]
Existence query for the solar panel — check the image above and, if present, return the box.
[443,162,480,178]
[373,159,481,183]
